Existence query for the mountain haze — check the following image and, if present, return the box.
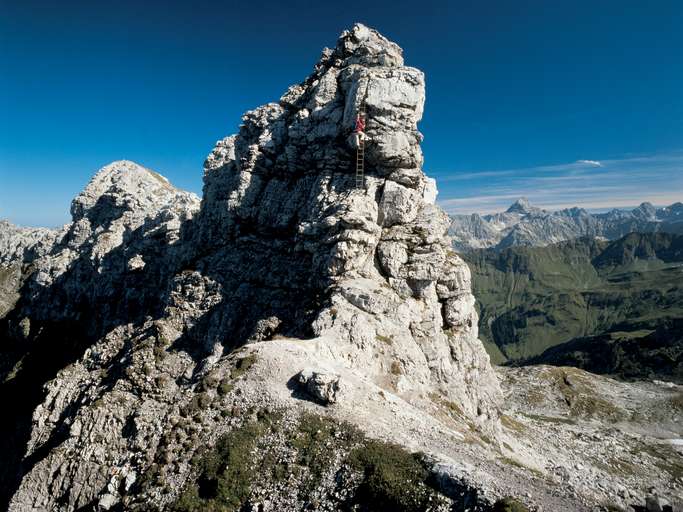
[449,198,683,252]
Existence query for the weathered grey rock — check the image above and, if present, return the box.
[379,180,421,226]
[127,253,146,271]
[444,293,477,329]
[1,24,502,511]
[431,461,493,511]
[646,495,663,512]
[98,494,117,510]
[297,368,342,404]
[0,220,58,266]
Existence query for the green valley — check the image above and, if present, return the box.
[462,232,683,381]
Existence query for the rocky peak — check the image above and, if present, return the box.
[71,160,198,226]
[559,206,589,217]
[505,197,537,215]
[452,198,683,252]
[659,201,683,220]
[1,24,501,511]
[194,24,499,425]
[633,201,657,220]
[334,23,404,67]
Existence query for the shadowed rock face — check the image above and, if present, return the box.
[0,24,500,511]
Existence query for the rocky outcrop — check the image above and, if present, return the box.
[296,367,342,405]
[0,24,501,511]
[0,221,58,266]
[0,221,60,315]
[0,160,200,509]
[449,198,683,252]
[192,22,500,421]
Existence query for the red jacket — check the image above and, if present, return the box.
[355,115,366,133]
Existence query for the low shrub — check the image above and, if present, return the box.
[230,354,257,379]
[493,497,530,512]
[348,440,438,511]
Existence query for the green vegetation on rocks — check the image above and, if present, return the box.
[172,410,448,512]
[172,410,280,512]
[348,440,442,511]
[493,497,530,512]
[230,354,257,379]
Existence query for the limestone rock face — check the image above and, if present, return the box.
[0,220,58,266]
[1,24,501,511]
[297,367,342,405]
[5,160,199,330]
[0,221,59,316]
[196,22,499,420]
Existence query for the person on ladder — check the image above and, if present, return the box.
[353,109,368,189]
[354,111,367,147]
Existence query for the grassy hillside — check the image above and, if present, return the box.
[463,233,683,376]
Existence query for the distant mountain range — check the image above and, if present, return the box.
[449,198,683,252]
[462,232,683,382]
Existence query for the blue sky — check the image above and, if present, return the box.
[1,0,681,226]
[440,152,683,213]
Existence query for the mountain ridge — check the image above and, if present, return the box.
[1,24,680,512]
[0,24,507,511]
[463,231,683,368]
[449,198,683,252]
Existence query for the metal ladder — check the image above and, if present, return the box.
[355,105,366,189]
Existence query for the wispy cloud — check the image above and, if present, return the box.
[576,159,602,167]
[434,151,683,214]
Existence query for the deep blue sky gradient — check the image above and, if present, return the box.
[1,0,682,226]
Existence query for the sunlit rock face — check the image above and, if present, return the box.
[196,22,500,418]
[1,24,500,511]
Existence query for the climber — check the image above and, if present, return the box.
[355,111,366,134]
[353,111,367,147]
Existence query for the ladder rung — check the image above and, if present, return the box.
[355,116,366,189]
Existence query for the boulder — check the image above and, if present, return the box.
[297,368,342,405]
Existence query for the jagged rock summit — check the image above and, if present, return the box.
[2,23,678,512]
[71,160,197,223]
[193,22,498,417]
[505,197,541,215]
[0,24,507,511]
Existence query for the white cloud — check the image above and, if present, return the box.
[434,151,683,215]
[576,159,603,167]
